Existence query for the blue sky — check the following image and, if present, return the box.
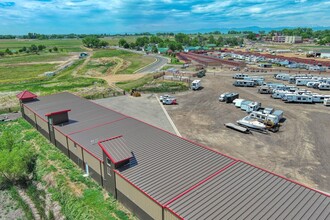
[0,0,330,34]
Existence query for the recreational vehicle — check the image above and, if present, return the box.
[233,99,245,108]
[191,79,202,90]
[284,94,313,103]
[258,86,273,94]
[244,77,264,86]
[295,78,316,86]
[272,90,292,99]
[318,83,330,90]
[246,102,261,113]
[233,80,255,87]
[312,95,330,103]
[240,100,253,111]
[232,73,248,79]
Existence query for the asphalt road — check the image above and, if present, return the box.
[111,46,169,73]
[136,55,169,73]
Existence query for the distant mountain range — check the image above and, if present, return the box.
[167,26,330,34]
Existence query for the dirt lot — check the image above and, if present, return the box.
[165,70,330,193]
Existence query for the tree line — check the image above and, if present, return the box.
[118,33,244,52]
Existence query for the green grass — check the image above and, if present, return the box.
[0,119,134,220]
[92,49,155,74]
[0,52,71,65]
[0,64,57,82]
[0,39,84,52]
[116,74,154,91]
[0,61,105,94]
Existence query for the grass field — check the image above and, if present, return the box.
[92,50,154,74]
[0,39,84,52]
[0,52,71,64]
[0,63,57,82]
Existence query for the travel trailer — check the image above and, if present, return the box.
[246,102,261,113]
[240,100,253,111]
[284,94,313,103]
[312,95,330,103]
[318,83,330,90]
[272,90,293,99]
[233,99,245,108]
[191,79,202,90]
[233,80,255,87]
[258,86,273,94]
[232,73,248,79]
[295,78,317,86]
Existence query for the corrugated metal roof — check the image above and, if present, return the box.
[99,136,132,164]
[167,161,330,220]
[70,117,235,204]
[23,92,330,218]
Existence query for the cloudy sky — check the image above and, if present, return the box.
[0,0,329,34]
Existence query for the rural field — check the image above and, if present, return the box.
[0,39,159,113]
[165,70,330,193]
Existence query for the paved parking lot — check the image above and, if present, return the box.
[93,94,178,135]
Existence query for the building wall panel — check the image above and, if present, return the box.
[84,151,101,175]
[36,116,49,134]
[55,130,68,149]
[23,107,36,123]
[117,190,154,220]
[68,139,82,160]
[116,174,163,220]
[164,209,180,220]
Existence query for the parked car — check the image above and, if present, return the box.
[163,97,177,105]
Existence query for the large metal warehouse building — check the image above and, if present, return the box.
[17,91,330,220]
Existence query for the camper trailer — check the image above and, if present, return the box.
[318,83,330,90]
[312,95,330,103]
[258,86,273,94]
[240,100,253,111]
[295,78,317,86]
[191,80,202,90]
[284,94,313,103]
[272,90,292,99]
[233,80,255,87]
[232,73,248,79]
[275,73,290,81]
[244,77,264,86]
[234,99,245,108]
[246,102,261,113]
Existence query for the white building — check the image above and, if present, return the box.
[285,36,303,44]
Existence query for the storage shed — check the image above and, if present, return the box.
[19,91,330,220]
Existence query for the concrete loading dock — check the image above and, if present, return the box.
[18,91,330,220]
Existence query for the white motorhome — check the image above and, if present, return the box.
[233,80,255,87]
[318,83,330,90]
[284,94,313,103]
[191,80,202,90]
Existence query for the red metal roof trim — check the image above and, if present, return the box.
[45,109,71,117]
[98,135,133,165]
[16,90,37,100]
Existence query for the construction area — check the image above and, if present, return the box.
[165,70,330,194]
